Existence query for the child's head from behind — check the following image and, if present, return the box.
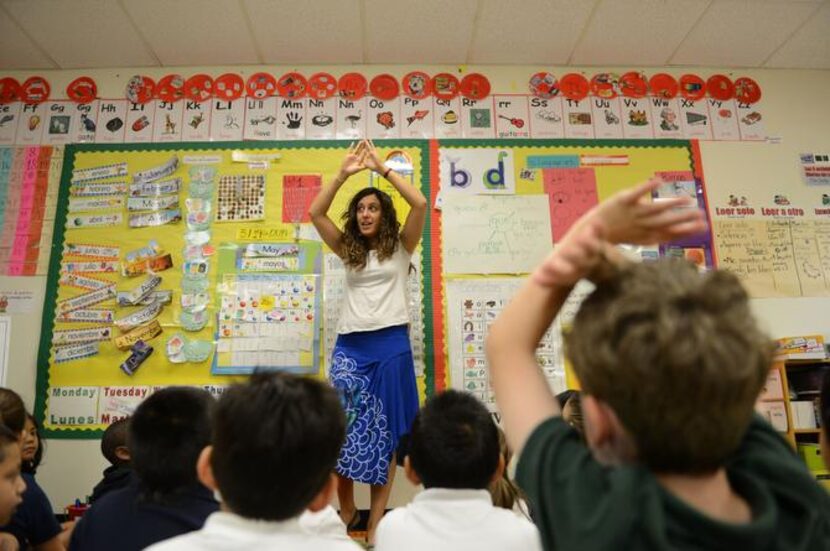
[408,390,500,490]
[0,388,26,435]
[566,259,772,474]
[821,369,830,468]
[489,425,527,512]
[101,417,131,466]
[129,387,214,501]
[0,424,25,524]
[205,372,345,521]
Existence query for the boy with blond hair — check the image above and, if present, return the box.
[486,180,830,549]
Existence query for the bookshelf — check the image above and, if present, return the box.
[758,359,827,449]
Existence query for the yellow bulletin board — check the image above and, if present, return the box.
[432,140,711,407]
[35,140,433,437]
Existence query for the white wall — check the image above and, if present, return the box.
[1,64,828,512]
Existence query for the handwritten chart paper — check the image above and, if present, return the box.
[446,278,565,411]
[281,174,321,223]
[442,194,552,274]
[713,219,830,297]
[543,167,598,243]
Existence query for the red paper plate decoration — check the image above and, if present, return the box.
[185,74,213,102]
[277,72,308,99]
[528,72,558,98]
[0,78,22,104]
[431,73,460,101]
[706,74,734,101]
[66,76,97,104]
[124,75,154,104]
[733,77,761,104]
[619,72,648,98]
[679,74,706,101]
[559,73,589,101]
[214,73,244,101]
[154,74,185,103]
[459,73,490,100]
[648,73,679,99]
[308,73,337,99]
[338,73,368,100]
[590,73,619,99]
[246,72,277,99]
[21,76,51,104]
[402,71,432,100]
[369,74,400,101]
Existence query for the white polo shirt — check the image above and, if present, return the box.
[146,511,362,551]
[298,505,351,540]
[375,488,543,551]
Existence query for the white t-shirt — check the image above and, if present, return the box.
[375,488,543,551]
[298,505,350,540]
[145,511,362,551]
[337,244,412,334]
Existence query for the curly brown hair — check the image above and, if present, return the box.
[565,259,774,474]
[341,187,400,270]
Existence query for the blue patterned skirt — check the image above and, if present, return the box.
[330,324,419,485]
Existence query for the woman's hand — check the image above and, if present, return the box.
[338,141,367,179]
[361,139,386,174]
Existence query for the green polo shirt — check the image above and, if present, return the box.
[516,415,830,550]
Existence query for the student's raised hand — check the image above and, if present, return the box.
[533,221,604,288]
[581,178,707,245]
[338,141,367,178]
[361,139,386,173]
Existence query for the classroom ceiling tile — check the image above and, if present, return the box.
[766,3,830,69]
[1,0,158,68]
[0,6,56,69]
[470,0,596,64]
[570,0,710,66]
[121,0,259,66]
[364,0,478,64]
[244,0,364,64]
[671,0,818,67]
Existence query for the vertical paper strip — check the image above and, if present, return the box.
[25,147,51,274]
[8,147,39,275]
[429,139,445,393]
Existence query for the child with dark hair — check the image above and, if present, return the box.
[21,414,43,476]
[822,369,830,468]
[89,417,133,503]
[147,372,360,550]
[376,390,541,551]
[556,390,585,439]
[69,388,218,551]
[0,389,62,551]
[486,179,830,549]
